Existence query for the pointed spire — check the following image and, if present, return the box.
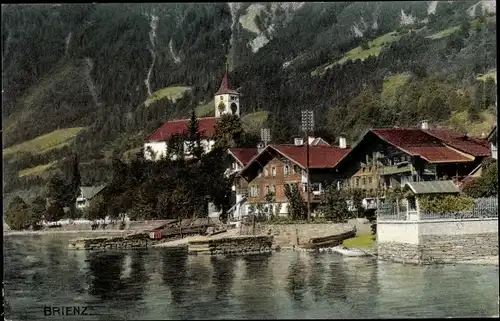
[215,65,238,95]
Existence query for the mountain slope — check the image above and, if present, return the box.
[2,1,497,203]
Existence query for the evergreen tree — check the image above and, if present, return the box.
[187,109,203,159]
[30,196,47,228]
[5,196,34,230]
[284,183,306,220]
[213,114,243,149]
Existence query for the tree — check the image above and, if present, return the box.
[30,196,47,228]
[5,196,34,230]
[213,114,243,149]
[46,174,68,208]
[319,184,350,223]
[187,109,204,159]
[85,195,107,221]
[462,159,498,198]
[284,183,306,220]
[45,201,65,222]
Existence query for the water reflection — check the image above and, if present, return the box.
[4,235,499,320]
[287,255,307,303]
[210,256,236,302]
[86,250,148,302]
[161,251,188,305]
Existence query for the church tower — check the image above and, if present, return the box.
[214,65,240,118]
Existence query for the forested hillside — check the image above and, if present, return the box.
[2,2,497,204]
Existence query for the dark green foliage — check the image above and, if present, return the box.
[213,114,243,149]
[462,159,498,198]
[187,110,203,159]
[284,183,306,220]
[4,196,35,230]
[45,202,65,222]
[2,3,497,200]
[30,196,47,227]
[85,195,107,220]
[319,184,350,223]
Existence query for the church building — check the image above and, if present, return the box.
[143,69,240,161]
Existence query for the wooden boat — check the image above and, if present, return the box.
[300,230,356,249]
[332,245,369,257]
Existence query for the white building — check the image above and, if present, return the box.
[75,185,107,209]
[143,69,241,161]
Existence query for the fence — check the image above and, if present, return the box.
[377,197,498,221]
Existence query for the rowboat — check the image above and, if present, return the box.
[332,245,369,257]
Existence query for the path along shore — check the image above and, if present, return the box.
[4,229,130,236]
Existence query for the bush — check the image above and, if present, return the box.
[5,196,36,230]
[462,160,497,198]
[418,194,475,213]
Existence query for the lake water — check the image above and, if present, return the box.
[4,234,499,320]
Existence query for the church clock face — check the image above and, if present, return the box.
[230,103,238,114]
[218,102,225,113]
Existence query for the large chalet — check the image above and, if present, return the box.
[333,122,491,195]
[143,69,240,161]
[230,140,351,218]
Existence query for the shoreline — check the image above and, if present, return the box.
[4,229,132,236]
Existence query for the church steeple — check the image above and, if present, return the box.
[214,65,240,118]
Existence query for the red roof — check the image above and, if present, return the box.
[146,117,219,141]
[228,148,259,165]
[271,144,352,168]
[423,129,490,157]
[215,72,239,95]
[371,128,477,163]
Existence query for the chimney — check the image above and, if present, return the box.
[257,142,265,153]
[421,120,429,130]
[294,137,304,146]
[338,136,347,149]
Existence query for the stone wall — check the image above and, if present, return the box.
[68,232,161,251]
[244,221,362,246]
[377,218,499,264]
[419,233,498,264]
[188,236,273,255]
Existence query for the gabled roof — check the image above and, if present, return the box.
[371,128,475,163]
[403,180,459,195]
[146,117,219,141]
[239,144,352,179]
[271,144,351,168]
[228,148,259,166]
[423,129,490,157]
[215,71,239,95]
[80,185,106,200]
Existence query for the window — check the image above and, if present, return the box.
[249,186,259,197]
[220,96,224,100]
[264,168,269,176]
[362,177,366,185]
[270,185,276,194]
[271,167,276,177]
[284,165,289,176]
[302,183,308,192]
[293,165,300,174]
[368,177,373,184]
[355,177,360,187]
[265,185,270,194]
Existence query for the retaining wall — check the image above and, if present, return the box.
[188,236,273,255]
[377,218,498,264]
[68,232,161,251]
[243,220,365,246]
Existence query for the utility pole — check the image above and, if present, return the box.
[301,110,314,222]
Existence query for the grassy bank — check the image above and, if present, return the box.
[343,233,375,248]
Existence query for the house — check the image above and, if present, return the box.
[333,122,490,195]
[75,185,107,209]
[235,140,351,217]
[488,125,497,159]
[143,68,240,161]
